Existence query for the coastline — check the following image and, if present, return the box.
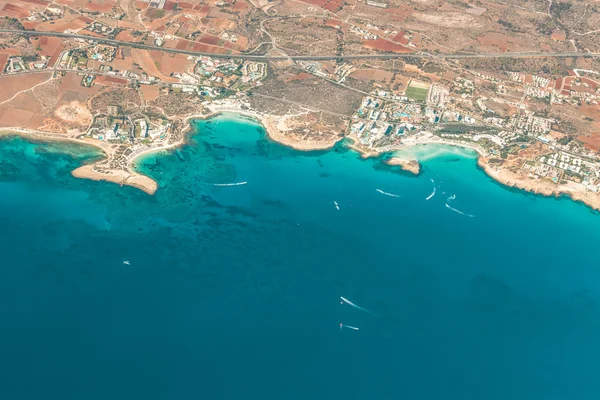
[3,115,600,211]
[0,128,160,194]
[0,107,340,195]
[347,132,600,211]
[199,107,342,151]
[477,157,600,211]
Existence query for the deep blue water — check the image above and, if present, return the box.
[1,114,600,399]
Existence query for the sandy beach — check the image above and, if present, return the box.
[349,133,600,211]
[4,116,600,211]
[202,106,342,151]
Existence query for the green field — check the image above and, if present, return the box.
[405,85,429,101]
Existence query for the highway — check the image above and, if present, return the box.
[1,29,599,61]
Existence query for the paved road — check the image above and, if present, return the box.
[2,29,599,60]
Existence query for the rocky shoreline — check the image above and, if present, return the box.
[478,157,600,211]
[3,115,600,212]
[386,157,421,175]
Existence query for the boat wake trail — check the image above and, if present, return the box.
[376,189,400,198]
[447,194,456,201]
[340,323,359,331]
[445,203,475,218]
[214,182,248,187]
[341,296,377,317]
[334,201,340,210]
[425,179,436,200]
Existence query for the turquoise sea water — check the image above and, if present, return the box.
[1,113,600,399]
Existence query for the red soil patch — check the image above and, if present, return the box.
[0,73,52,103]
[0,92,43,130]
[195,5,211,17]
[201,17,236,30]
[223,41,244,51]
[83,0,115,13]
[350,69,394,83]
[165,1,179,10]
[555,77,563,90]
[140,84,161,102]
[82,30,105,39]
[234,36,249,49]
[131,49,180,83]
[117,20,144,30]
[0,48,22,58]
[135,0,149,10]
[159,54,192,76]
[58,72,102,98]
[579,104,600,120]
[178,2,195,9]
[233,1,250,12]
[325,19,342,28]
[0,54,7,71]
[388,7,413,22]
[21,20,40,29]
[31,36,63,58]
[115,30,135,42]
[146,15,171,31]
[0,106,41,130]
[285,72,313,82]
[581,77,599,91]
[0,4,30,18]
[363,38,411,53]
[175,40,189,50]
[59,72,86,91]
[551,30,566,41]
[36,15,91,32]
[391,31,405,42]
[24,0,49,4]
[168,39,235,55]
[48,43,66,67]
[299,0,328,6]
[324,0,342,12]
[96,75,128,86]
[391,31,410,45]
[199,33,222,46]
[578,129,600,152]
[477,32,527,52]
[191,42,230,54]
[111,53,136,72]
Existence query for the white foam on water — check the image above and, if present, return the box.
[214,182,248,187]
[445,203,475,218]
[376,189,400,198]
